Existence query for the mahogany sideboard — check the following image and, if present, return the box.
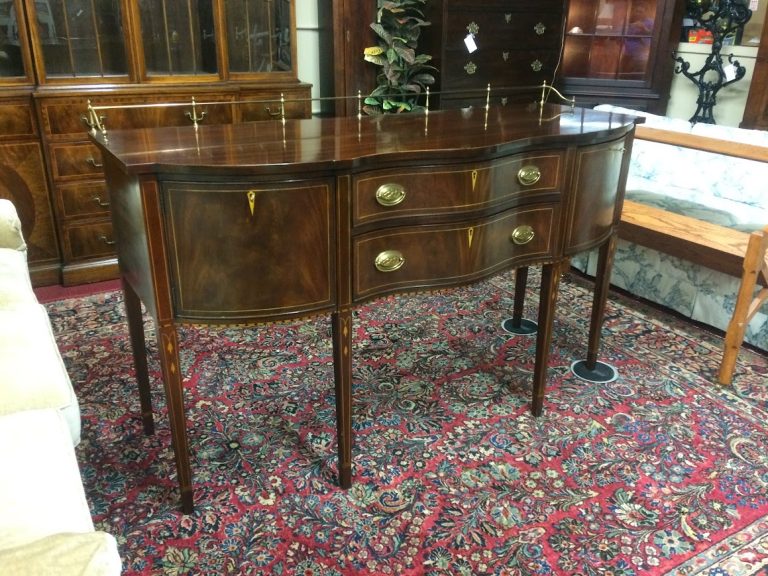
[90,103,638,512]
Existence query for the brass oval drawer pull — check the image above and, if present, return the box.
[511,225,535,246]
[374,250,405,273]
[375,183,406,207]
[517,165,541,186]
[99,235,116,246]
[92,196,110,208]
[86,157,103,168]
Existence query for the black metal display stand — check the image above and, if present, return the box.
[675,0,752,124]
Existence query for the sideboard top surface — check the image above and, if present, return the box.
[91,104,639,175]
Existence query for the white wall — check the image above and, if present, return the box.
[665,42,758,127]
[296,3,323,115]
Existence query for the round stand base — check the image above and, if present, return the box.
[501,318,538,336]
[570,360,618,384]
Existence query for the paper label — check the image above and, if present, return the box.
[750,0,758,10]
[724,64,738,82]
[464,34,478,54]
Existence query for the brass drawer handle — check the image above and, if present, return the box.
[517,165,541,186]
[534,22,546,35]
[531,59,543,72]
[99,235,116,246]
[511,225,535,246]
[374,250,405,273]
[92,196,110,208]
[375,183,406,207]
[86,157,103,168]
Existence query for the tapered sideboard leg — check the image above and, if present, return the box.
[332,310,353,488]
[122,279,154,435]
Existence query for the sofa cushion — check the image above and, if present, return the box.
[0,409,94,550]
[0,248,37,308]
[0,531,121,576]
[0,198,26,252]
[594,104,768,209]
[0,305,81,444]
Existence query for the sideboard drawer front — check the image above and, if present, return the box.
[164,179,335,320]
[59,181,111,218]
[63,221,116,260]
[49,143,104,180]
[354,205,556,299]
[353,154,561,226]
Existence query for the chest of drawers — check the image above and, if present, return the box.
[434,0,567,108]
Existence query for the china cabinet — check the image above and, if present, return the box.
[560,0,685,112]
[0,0,310,286]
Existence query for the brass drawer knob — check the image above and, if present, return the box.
[374,250,405,273]
[511,225,535,246]
[531,59,543,72]
[534,22,546,35]
[375,183,406,207]
[517,165,541,186]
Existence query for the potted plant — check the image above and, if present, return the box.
[362,0,436,114]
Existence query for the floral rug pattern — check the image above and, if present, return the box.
[45,270,768,575]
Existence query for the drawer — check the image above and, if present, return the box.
[441,49,562,91]
[444,12,564,53]
[49,142,104,181]
[0,101,38,139]
[444,0,564,10]
[353,205,557,299]
[237,87,313,121]
[62,220,116,260]
[353,154,562,226]
[58,180,111,218]
[40,93,236,138]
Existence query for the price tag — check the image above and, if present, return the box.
[724,64,738,82]
[464,34,478,54]
[750,0,758,10]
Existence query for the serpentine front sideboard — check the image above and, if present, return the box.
[90,102,638,512]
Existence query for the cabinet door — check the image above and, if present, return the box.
[0,141,59,263]
[0,0,34,82]
[24,0,129,81]
[225,0,295,75]
[138,0,217,76]
[560,0,684,112]
[563,0,655,81]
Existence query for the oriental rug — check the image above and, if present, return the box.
[45,269,768,575]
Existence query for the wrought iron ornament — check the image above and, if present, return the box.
[674,0,752,124]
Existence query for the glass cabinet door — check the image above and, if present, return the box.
[225,0,292,74]
[139,0,217,76]
[28,0,128,79]
[563,0,657,81]
[0,0,29,79]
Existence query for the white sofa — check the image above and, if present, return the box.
[572,105,768,351]
[0,199,122,575]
